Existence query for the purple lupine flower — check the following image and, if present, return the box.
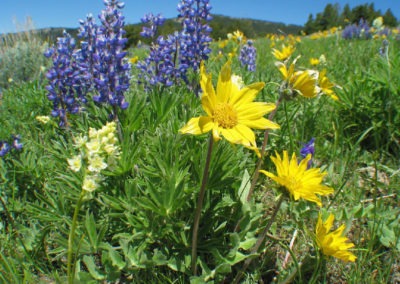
[0,141,11,157]
[93,0,130,110]
[44,31,85,127]
[74,13,98,95]
[177,0,213,72]
[137,32,182,88]
[140,13,165,39]
[239,40,257,72]
[12,135,23,150]
[136,0,212,90]
[342,19,372,40]
[300,138,315,168]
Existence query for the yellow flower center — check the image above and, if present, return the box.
[213,103,238,129]
[286,176,301,191]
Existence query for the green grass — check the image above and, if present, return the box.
[0,31,399,283]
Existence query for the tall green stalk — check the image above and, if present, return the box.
[191,135,214,275]
[67,191,85,284]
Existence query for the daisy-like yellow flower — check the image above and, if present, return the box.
[276,61,318,98]
[179,61,279,157]
[259,151,334,206]
[272,44,295,61]
[318,69,339,101]
[316,213,357,262]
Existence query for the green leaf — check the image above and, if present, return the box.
[82,255,105,280]
[379,225,396,248]
[238,169,251,206]
[84,212,98,251]
[100,243,126,270]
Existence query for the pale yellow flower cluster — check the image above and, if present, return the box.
[67,121,120,192]
[36,115,51,124]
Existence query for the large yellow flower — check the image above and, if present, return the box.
[259,151,334,206]
[316,213,357,262]
[179,61,279,156]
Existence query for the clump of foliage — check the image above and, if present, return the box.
[0,0,399,283]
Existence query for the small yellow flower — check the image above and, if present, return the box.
[86,139,101,154]
[218,40,228,49]
[82,175,99,192]
[36,115,51,124]
[129,56,139,64]
[272,44,295,61]
[179,61,279,156]
[88,155,107,172]
[318,69,339,100]
[316,213,357,262]
[232,30,245,42]
[67,155,82,172]
[319,54,327,65]
[310,58,320,66]
[260,151,334,206]
[73,134,88,148]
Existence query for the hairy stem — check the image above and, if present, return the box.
[67,191,84,284]
[191,135,214,275]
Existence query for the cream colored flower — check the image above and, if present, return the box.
[67,155,82,172]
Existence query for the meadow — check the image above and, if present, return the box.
[0,1,399,283]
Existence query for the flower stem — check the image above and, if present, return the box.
[67,191,85,284]
[233,194,285,284]
[246,93,284,202]
[191,135,214,275]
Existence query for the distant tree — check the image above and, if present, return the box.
[383,8,397,27]
[320,3,340,29]
[304,14,316,34]
[341,3,352,25]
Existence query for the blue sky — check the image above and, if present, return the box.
[1,0,399,34]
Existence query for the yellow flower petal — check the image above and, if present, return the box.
[179,116,214,135]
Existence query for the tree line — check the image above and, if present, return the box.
[304,3,398,34]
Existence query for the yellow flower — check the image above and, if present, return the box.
[129,56,138,64]
[310,58,320,66]
[316,213,357,262]
[276,61,318,98]
[82,175,99,192]
[318,69,339,100]
[272,44,295,61]
[179,61,279,156]
[36,115,51,124]
[88,155,107,172]
[260,151,334,206]
[67,155,82,172]
[232,30,245,42]
[218,39,228,49]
